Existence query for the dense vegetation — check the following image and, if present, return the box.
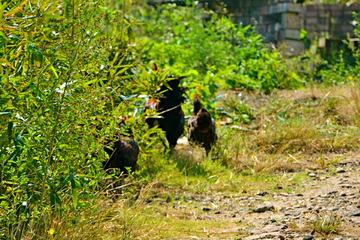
[0,0,359,239]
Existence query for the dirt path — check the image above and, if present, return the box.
[143,154,360,239]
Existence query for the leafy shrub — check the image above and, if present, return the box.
[140,3,304,99]
[0,0,159,238]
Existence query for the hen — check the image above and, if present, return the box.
[187,94,217,155]
[103,117,139,176]
[145,77,186,150]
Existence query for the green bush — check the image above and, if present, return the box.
[0,0,160,238]
[140,3,304,99]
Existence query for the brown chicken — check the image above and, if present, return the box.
[103,117,139,176]
[187,94,217,155]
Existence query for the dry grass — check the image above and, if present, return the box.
[215,84,360,173]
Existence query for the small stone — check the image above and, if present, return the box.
[308,173,317,177]
[257,191,269,196]
[215,211,221,214]
[232,213,236,217]
[328,190,338,195]
[328,207,340,211]
[334,238,344,240]
[253,205,275,213]
[303,235,314,240]
[145,198,153,203]
[345,210,360,217]
[294,205,301,208]
[336,168,346,173]
[202,207,211,211]
[340,192,347,196]
[296,193,304,196]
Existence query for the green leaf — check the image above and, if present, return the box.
[0,112,11,116]
[9,35,20,40]
[0,2,8,20]
[28,42,35,53]
[29,83,44,99]
[7,122,13,137]
[70,179,78,209]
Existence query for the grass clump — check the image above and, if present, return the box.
[310,212,343,235]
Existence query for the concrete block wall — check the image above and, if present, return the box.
[223,0,304,55]
[302,4,359,40]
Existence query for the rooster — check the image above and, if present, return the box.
[103,117,139,176]
[187,94,217,156]
[145,76,186,151]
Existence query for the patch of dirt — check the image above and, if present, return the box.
[142,154,360,239]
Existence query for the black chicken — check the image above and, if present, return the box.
[103,117,139,176]
[145,77,186,150]
[187,94,217,156]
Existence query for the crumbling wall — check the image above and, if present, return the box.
[221,0,305,55]
[303,4,360,40]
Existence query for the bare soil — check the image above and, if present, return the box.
[142,153,360,239]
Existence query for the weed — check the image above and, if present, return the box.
[221,94,255,124]
[310,212,343,235]
[288,222,298,230]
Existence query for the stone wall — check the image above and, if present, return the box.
[218,0,305,55]
[303,4,360,40]
[148,0,360,55]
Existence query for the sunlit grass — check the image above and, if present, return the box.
[12,84,360,239]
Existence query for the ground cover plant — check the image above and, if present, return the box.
[1,0,360,239]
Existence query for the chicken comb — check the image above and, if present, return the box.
[193,93,198,99]
[153,62,158,71]
[121,117,127,122]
